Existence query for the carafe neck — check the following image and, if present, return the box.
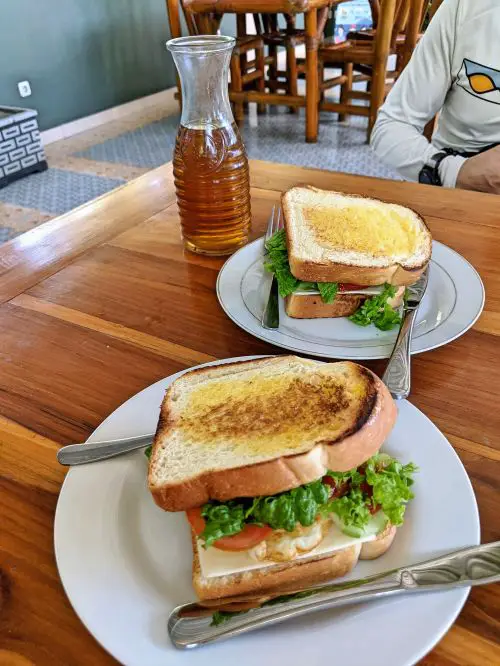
[167,35,235,129]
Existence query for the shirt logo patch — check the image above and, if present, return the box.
[457,58,500,105]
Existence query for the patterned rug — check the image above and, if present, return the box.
[0,168,125,216]
[76,110,400,180]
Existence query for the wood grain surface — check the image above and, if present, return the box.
[0,160,499,665]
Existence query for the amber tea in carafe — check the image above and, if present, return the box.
[167,36,251,256]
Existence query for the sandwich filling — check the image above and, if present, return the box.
[264,229,403,330]
[187,453,416,564]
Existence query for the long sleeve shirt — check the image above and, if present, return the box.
[370,0,500,188]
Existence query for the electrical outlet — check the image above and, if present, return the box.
[18,80,32,98]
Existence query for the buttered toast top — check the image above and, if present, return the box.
[282,187,432,285]
[148,356,396,511]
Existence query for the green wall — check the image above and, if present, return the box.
[0,0,176,131]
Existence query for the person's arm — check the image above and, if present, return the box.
[370,0,465,187]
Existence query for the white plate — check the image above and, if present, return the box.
[55,357,480,666]
[216,240,485,359]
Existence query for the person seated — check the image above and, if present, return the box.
[370,0,500,194]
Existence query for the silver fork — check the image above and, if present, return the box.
[260,206,283,330]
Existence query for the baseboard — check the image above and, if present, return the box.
[41,87,177,145]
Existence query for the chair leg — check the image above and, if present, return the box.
[286,42,299,114]
[230,53,244,123]
[338,62,353,122]
[368,60,387,141]
[318,60,325,104]
[268,45,278,93]
[305,9,319,143]
[256,44,266,115]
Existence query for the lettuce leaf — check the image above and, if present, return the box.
[364,456,418,525]
[264,229,299,298]
[317,281,339,304]
[328,487,372,532]
[349,283,402,331]
[201,501,247,547]
[200,479,331,545]
[264,230,338,303]
[199,454,417,546]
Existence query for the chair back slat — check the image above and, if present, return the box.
[399,0,426,70]
[165,0,183,38]
[369,0,381,29]
[374,0,398,59]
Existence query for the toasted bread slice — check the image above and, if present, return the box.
[282,186,431,286]
[285,285,405,319]
[192,537,361,601]
[148,356,396,512]
[192,523,396,602]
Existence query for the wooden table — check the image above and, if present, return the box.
[183,0,343,143]
[1,160,499,665]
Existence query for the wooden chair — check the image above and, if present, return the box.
[348,0,444,74]
[165,0,266,121]
[253,13,305,113]
[319,0,399,138]
[252,9,329,113]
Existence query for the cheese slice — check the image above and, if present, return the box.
[197,519,378,579]
[293,286,384,297]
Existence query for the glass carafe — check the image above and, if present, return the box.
[167,36,251,256]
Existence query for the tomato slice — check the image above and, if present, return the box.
[186,507,206,536]
[214,524,274,551]
[186,507,273,551]
[338,283,369,292]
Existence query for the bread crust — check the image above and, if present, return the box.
[149,358,397,512]
[282,186,431,286]
[359,523,397,560]
[192,536,361,601]
[285,292,365,318]
[285,286,404,319]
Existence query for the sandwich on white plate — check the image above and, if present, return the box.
[265,186,432,329]
[148,356,417,609]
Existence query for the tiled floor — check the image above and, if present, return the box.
[0,87,399,243]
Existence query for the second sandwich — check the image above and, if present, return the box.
[265,186,432,328]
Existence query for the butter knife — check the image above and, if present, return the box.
[168,540,500,649]
[382,267,429,400]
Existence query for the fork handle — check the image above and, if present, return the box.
[382,308,417,400]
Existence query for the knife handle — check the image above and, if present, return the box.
[168,541,500,650]
[382,308,417,400]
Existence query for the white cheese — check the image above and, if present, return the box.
[293,286,384,297]
[196,519,377,579]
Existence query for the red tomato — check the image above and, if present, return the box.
[186,507,206,536]
[323,476,350,498]
[186,507,273,551]
[338,283,369,292]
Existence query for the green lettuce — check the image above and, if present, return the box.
[264,230,338,304]
[198,454,417,546]
[317,281,339,304]
[364,455,417,525]
[201,501,247,548]
[200,479,331,547]
[327,487,372,535]
[349,284,402,331]
[264,229,299,298]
